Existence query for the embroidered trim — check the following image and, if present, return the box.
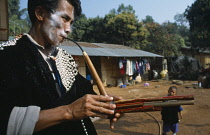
[55,47,78,91]
[0,34,22,50]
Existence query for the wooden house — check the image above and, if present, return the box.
[181,47,210,69]
[0,0,9,41]
[61,41,163,86]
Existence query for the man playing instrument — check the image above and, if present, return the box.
[0,0,123,134]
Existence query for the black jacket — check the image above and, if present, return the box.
[0,35,97,135]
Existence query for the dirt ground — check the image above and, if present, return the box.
[92,80,210,135]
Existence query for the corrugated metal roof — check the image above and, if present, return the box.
[61,41,163,57]
[181,46,210,54]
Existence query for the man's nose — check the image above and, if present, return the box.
[64,23,71,34]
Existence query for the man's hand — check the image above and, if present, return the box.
[66,94,116,120]
[35,94,124,132]
[108,95,125,129]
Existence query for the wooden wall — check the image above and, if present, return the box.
[100,57,121,86]
[72,56,86,77]
[72,56,163,86]
[195,54,210,68]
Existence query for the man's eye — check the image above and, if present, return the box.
[62,17,67,22]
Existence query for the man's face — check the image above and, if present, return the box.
[41,0,74,47]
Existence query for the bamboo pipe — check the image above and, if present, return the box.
[144,100,194,107]
[65,38,107,96]
[115,99,194,110]
[82,51,107,96]
[115,95,194,113]
[116,101,144,109]
[115,100,194,113]
[115,95,194,104]
[115,106,161,113]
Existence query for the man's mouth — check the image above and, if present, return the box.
[59,35,66,42]
[61,33,67,38]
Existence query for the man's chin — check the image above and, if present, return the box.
[52,43,61,47]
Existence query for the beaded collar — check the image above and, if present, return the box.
[55,47,78,91]
[0,34,78,91]
[0,34,23,50]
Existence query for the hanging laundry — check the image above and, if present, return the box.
[119,59,123,69]
[135,61,139,73]
[119,59,125,74]
[138,61,144,76]
[126,59,133,76]
[146,63,151,71]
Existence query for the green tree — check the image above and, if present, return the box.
[142,15,155,23]
[71,3,188,57]
[144,21,184,56]
[8,0,20,18]
[130,22,149,49]
[71,14,108,43]
[175,24,190,46]
[171,13,190,46]
[174,13,188,26]
[106,12,148,46]
[8,0,30,36]
[84,16,107,43]
[105,4,148,46]
[70,14,89,41]
[72,4,148,47]
[185,0,210,49]
[117,4,135,14]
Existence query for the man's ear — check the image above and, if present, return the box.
[35,6,45,21]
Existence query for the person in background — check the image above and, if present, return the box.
[161,86,183,135]
[0,0,123,134]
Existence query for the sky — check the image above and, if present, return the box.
[20,0,195,24]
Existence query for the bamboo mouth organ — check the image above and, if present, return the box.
[114,95,194,113]
[65,38,194,114]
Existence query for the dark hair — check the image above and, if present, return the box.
[28,0,82,24]
[168,86,177,91]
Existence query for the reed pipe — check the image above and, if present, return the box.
[65,38,107,96]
